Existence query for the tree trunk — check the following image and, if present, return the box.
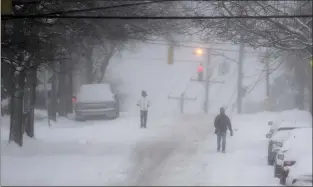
[9,70,26,146]
[24,68,37,138]
[97,56,111,83]
[58,62,68,117]
[85,58,94,84]
[83,46,94,84]
[293,58,306,110]
[66,66,74,114]
[50,63,57,121]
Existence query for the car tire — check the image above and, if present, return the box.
[280,176,286,185]
[274,162,279,178]
[108,111,119,120]
[75,115,85,121]
[279,171,287,185]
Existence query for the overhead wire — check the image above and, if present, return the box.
[3,14,312,20]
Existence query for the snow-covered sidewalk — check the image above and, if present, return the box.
[142,112,280,186]
[0,114,177,186]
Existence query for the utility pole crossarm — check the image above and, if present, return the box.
[168,92,197,114]
[184,97,197,101]
[209,80,225,84]
[190,78,224,84]
[168,96,181,100]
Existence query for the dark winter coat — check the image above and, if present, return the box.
[214,114,233,133]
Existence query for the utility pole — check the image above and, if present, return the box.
[190,77,224,113]
[204,48,211,114]
[168,92,197,114]
[265,49,270,100]
[191,47,224,113]
[237,39,245,114]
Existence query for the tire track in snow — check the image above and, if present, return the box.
[120,115,214,186]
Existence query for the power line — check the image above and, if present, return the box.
[13,0,301,4]
[7,0,168,16]
[47,0,168,16]
[2,14,312,20]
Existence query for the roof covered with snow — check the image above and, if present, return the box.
[289,154,312,177]
[77,83,115,103]
[275,109,312,125]
[271,129,293,142]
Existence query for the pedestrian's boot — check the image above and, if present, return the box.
[217,148,220,152]
[222,150,226,153]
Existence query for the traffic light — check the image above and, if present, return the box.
[1,0,12,15]
[197,64,204,81]
[167,46,174,64]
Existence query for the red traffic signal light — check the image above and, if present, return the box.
[72,96,77,103]
[197,65,204,73]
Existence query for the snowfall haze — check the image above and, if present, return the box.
[1,0,312,186]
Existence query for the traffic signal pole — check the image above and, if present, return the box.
[203,48,211,114]
[237,40,245,114]
[190,47,224,114]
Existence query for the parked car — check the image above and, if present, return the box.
[267,127,293,166]
[284,154,312,186]
[74,83,119,120]
[274,127,312,178]
[278,136,312,185]
[266,110,312,137]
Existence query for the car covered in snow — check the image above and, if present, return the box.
[274,128,312,178]
[267,127,293,166]
[284,154,312,186]
[266,110,312,138]
[74,83,119,120]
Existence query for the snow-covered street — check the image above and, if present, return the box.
[1,111,281,186]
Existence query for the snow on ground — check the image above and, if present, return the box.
[2,109,306,186]
[0,114,177,186]
[139,111,281,186]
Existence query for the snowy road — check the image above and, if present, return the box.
[116,113,280,186]
[1,112,282,186]
[117,115,214,186]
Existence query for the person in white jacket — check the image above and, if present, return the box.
[137,91,150,128]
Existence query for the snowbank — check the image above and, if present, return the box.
[0,115,177,186]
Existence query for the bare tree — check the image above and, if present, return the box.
[193,1,312,56]
[2,0,192,145]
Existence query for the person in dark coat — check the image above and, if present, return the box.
[214,107,233,153]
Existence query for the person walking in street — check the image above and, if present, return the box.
[137,90,150,128]
[214,107,233,153]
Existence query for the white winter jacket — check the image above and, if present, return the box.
[137,97,150,111]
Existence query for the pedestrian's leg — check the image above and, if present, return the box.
[222,132,227,153]
[217,133,221,152]
[144,111,148,128]
[140,111,144,128]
